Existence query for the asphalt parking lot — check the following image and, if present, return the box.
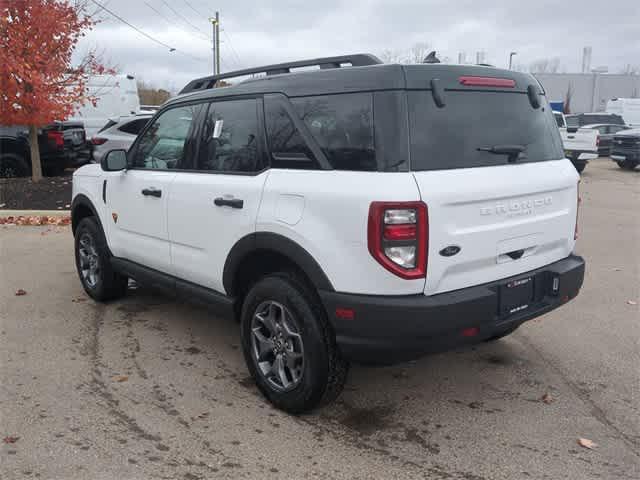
[1,159,638,480]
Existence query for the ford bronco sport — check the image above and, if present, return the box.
[71,54,585,413]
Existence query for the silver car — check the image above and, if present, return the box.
[91,114,153,163]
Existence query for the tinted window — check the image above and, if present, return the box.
[264,97,319,170]
[292,93,375,171]
[132,105,200,170]
[118,118,151,135]
[409,91,564,171]
[198,99,263,172]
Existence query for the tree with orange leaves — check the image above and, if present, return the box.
[0,0,112,181]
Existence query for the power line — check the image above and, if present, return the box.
[159,0,211,40]
[182,0,207,18]
[222,29,243,68]
[143,1,209,43]
[89,0,207,62]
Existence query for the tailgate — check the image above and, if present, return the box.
[403,66,579,295]
[561,128,598,152]
[414,161,578,294]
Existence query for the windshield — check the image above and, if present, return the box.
[409,90,564,171]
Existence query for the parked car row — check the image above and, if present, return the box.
[0,122,91,178]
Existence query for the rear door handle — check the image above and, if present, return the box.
[141,188,162,198]
[214,197,244,209]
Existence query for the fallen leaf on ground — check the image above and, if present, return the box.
[72,298,87,303]
[112,375,128,383]
[15,289,27,296]
[3,436,19,444]
[578,437,597,450]
[541,393,554,404]
[627,300,637,305]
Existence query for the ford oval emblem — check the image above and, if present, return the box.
[439,245,461,257]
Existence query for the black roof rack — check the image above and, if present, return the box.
[179,53,382,94]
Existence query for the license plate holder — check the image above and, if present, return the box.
[499,276,534,316]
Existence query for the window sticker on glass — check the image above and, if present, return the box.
[213,119,224,139]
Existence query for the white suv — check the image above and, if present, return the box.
[71,54,585,413]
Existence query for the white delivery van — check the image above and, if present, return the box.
[606,98,640,127]
[71,74,141,137]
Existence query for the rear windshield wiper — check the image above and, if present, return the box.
[477,144,526,163]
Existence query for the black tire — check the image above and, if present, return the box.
[617,160,638,170]
[240,272,348,413]
[74,217,128,301]
[0,153,30,178]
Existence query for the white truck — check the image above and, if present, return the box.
[606,98,640,128]
[553,111,598,173]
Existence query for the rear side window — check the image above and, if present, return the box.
[118,118,150,135]
[409,91,564,171]
[291,93,376,171]
[264,97,319,170]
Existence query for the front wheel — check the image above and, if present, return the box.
[0,153,29,178]
[240,273,348,413]
[74,217,128,301]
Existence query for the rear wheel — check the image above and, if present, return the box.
[240,273,348,413]
[617,160,638,170]
[74,217,128,301]
[0,153,29,178]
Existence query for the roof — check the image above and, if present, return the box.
[165,53,541,109]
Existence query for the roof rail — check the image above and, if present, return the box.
[179,53,383,94]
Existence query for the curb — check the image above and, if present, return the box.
[0,210,70,217]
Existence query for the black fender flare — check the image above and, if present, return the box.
[223,232,334,295]
[71,194,104,234]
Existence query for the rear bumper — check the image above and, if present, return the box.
[320,255,585,364]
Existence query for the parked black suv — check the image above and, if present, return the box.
[611,128,640,170]
[0,122,90,177]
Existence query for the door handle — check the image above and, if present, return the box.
[214,197,244,209]
[141,188,162,198]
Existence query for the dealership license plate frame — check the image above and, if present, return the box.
[499,276,534,317]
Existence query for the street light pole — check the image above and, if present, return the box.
[509,51,517,70]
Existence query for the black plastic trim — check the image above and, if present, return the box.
[223,232,334,295]
[71,194,103,234]
[320,254,585,363]
[111,258,235,319]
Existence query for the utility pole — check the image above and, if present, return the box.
[208,13,220,75]
[215,11,220,75]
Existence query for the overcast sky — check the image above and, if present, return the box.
[76,0,640,92]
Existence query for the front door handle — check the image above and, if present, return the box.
[141,188,162,198]
[214,197,244,209]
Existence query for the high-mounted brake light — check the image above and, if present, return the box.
[459,76,516,88]
[368,201,428,280]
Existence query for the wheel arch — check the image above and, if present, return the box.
[71,194,103,235]
[223,232,335,299]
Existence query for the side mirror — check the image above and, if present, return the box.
[101,150,127,171]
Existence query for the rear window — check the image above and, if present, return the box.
[409,91,564,171]
[118,117,150,135]
[97,119,117,134]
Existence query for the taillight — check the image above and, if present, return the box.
[368,201,428,279]
[596,135,600,147]
[47,130,64,148]
[458,76,516,88]
[574,181,581,240]
[91,137,108,145]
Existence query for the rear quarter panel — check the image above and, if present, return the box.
[257,170,424,295]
